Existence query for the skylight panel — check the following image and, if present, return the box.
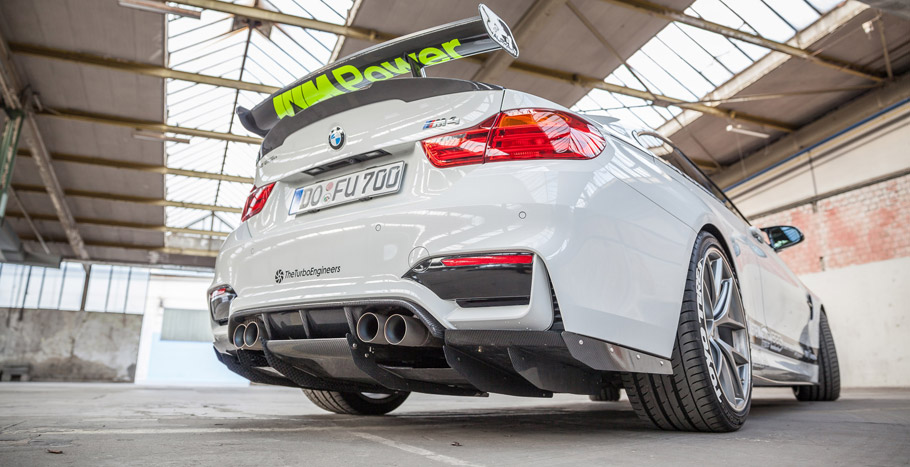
[579,89,624,111]
[640,40,715,97]
[630,106,671,129]
[627,53,699,100]
[677,24,756,73]
[282,26,336,61]
[249,30,310,78]
[166,175,220,205]
[220,142,258,178]
[724,0,796,41]
[214,180,250,208]
[687,0,756,34]
[653,106,680,121]
[607,67,647,91]
[607,108,652,130]
[265,0,350,24]
[168,10,231,38]
[168,13,233,50]
[659,25,734,85]
[218,213,241,231]
[169,32,248,73]
[728,38,771,62]
[164,0,353,232]
[270,26,327,72]
[763,0,821,31]
[804,0,843,13]
[166,207,214,231]
[167,139,227,174]
[242,56,288,87]
[167,86,235,122]
[572,0,836,132]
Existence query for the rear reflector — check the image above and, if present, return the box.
[441,254,534,267]
[241,183,275,222]
[421,109,605,168]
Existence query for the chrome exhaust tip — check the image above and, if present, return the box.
[356,312,389,344]
[232,324,246,348]
[243,321,260,348]
[384,314,440,347]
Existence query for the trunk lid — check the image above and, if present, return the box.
[255,78,503,185]
[246,78,504,234]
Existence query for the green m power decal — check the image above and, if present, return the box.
[239,4,518,136]
[272,39,465,119]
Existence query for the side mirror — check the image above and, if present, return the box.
[761,225,804,251]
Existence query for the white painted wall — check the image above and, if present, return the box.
[800,256,910,388]
[730,103,910,218]
[135,273,245,385]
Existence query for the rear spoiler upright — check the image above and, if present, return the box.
[237,4,519,137]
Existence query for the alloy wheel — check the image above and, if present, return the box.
[698,247,751,412]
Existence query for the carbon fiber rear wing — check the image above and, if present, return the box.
[237,3,519,137]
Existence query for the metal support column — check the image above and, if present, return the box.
[0,106,24,220]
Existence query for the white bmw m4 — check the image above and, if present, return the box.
[209,5,839,432]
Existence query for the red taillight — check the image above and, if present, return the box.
[241,183,275,222]
[420,109,605,168]
[441,254,534,267]
[488,109,606,162]
[420,116,496,168]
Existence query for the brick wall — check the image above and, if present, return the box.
[751,173,910,275]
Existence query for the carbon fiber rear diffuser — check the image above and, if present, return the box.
[260,338,389,393]
[214,347,297,388]
[345,334,486,397]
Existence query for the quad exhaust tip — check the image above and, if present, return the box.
[232,321,263,350]
[233,324,246,348]
[243,321,260,348]
[356,312,389,345]
[384,314,440,347]
[356,312,441,347]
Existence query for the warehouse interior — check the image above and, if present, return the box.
[0,0,908,464]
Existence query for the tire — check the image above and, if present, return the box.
[794,311,840,401]
[589,385,622,401]
[623,231,752,432]
[303,390,409,415]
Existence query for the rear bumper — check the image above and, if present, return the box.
[214,305,671,397]
[212,159,693,357]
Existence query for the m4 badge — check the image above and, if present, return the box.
[423,116,460,130]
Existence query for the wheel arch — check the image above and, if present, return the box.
[698,223,739,279]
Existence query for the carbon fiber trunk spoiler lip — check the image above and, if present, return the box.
[237,3,519,137]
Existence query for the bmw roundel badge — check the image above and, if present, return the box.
[328,126,345,150]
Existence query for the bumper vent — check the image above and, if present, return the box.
[403,252,534,307]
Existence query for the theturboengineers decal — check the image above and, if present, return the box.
[275,266,341,284]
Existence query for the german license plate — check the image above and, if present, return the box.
[288,161,405,215]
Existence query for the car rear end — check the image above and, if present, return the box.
[207,73,678,395]
[211,76,602,341]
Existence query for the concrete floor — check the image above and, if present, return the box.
[0,384,908,466]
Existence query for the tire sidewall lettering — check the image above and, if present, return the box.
[696,252,725,404]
